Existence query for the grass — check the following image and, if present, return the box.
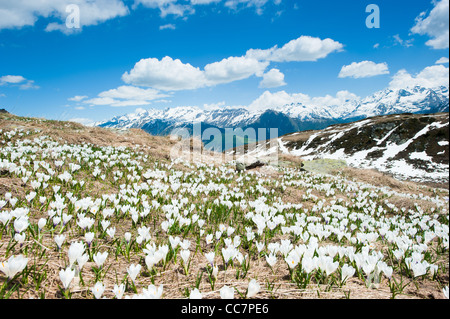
[0,113,448,299]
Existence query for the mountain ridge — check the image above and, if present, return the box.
[96,85,449,147]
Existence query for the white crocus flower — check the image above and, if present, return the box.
[205,251,215,266]
[247,279,260,298]
[265,253,277,268]
[68,241,86,268]
[54,234,66,249]
[0,255,28,279]
[189,288,202,299]
[93,251,108,268]
[59,266,75,290]
[113,283,125,299]
[91,282,105,299]
[127,263,142,283]
[13,216,29,233]
[340,264,356,283]
[220,285,235,299]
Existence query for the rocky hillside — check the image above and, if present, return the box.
[240,112,449,186]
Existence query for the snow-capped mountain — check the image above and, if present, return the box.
[96,85,449,143]
[350,85,449,118]
[243,112,449,185]
[97,106,261,130]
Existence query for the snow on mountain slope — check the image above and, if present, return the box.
[245,113,449,185]
[97,106,262,130]
[350,86,449,118]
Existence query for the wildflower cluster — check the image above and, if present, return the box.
[0,124,448,299]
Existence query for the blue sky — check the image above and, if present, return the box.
[0,0,448,125]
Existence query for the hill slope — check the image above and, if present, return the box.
[241,112,449,186]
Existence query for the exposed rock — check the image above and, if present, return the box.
[236,155,266,171]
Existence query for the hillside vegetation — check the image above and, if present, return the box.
[0,112,448,299]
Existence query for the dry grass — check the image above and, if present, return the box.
[0,113,448,300]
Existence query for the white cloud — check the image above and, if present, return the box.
[393,34,414,47]
[204,56,269,85]
[84,85,170,107]
[68,95,88,102]
[389,64,449,89]
[0,75,27,84]
[84,97,153,107]
[246,35,344,62]
[203,101,226,110]
[248,90,307,111]
[436,56,449,64]
[247,90,359,111]
[19,80,40,90]
[224,0,269,15]
[0,75,39,90]
[0,0,129,32]
[122,55,268,91]
[338,61,390,79]
[259,68,286,88]
[122,56,207,91]
[190,0,222,4]
[411,0,449,49]
[122,35,342,92]
[134,0,195,18]
[99,85,168,100]
[159,23,176,30]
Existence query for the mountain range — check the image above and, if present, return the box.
[96,85,449,149]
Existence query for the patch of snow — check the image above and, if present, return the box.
[410,151,433,162]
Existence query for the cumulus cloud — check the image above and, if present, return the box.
[190,0,222,4]
[247,90,359,111]
[389,64,449,89]
[122,57,207,91]
[0,75,39,90]
[435,56,449,64]
[0,0,129,32]
[0,0,283,33]
[411,0,449,49]
[224,0,270,15]
[203,101,226,110]
[122,55,269,91]
[68,95,88,102]
[203,56,269,85]
[338,61,390,79]
[0,75,27,84]
[259,68,286,88]
[133,0,195,18]
[246,36,344,62]
[121,35,342,92]
[84,85,170,107]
